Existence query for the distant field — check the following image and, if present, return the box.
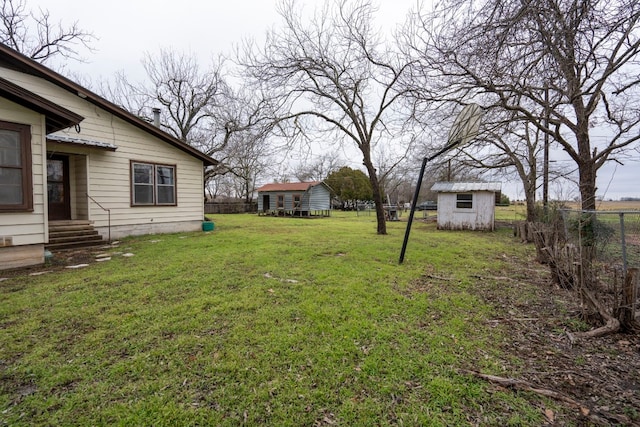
[503,200,640,217]
[570,200,640,211]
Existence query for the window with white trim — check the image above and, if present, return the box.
[0,121,32,212]
[131,161,176,206]
[456,193,473,209]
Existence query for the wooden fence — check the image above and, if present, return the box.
[205,202,258,214]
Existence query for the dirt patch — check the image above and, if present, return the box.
[0,247,110,280]
[473,254,640,425]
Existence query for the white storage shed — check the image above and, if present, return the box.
[431,182,502,231]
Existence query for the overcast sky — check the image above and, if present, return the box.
[35,0,640,200]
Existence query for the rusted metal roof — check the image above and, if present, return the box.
[431,182,502,192]
[256,181,323,192]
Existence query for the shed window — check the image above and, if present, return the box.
[456,193,473,209]
[131,161,176,206]
[0,121,32,212]
[292,194,301,209]
[277,194,284,209]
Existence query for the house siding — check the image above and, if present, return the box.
[0,68,205,240]
[308,185,331,210]
[0,97,46,247]
[0,98,47,268]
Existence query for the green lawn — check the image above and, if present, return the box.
[1,212,544,426]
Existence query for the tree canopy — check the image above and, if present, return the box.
[325,166,373,208]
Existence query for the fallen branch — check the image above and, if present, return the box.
[425,274,452,281]
[461,370,586,409]
[461,370,632,425]
[576,288,620,338]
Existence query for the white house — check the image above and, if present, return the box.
[0,43,217,270]
[431,182,501,231]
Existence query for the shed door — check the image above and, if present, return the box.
[47,154,71,221]
[262,194,270,212]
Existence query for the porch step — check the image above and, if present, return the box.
[47,220,105,251]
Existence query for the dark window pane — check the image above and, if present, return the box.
[456,193,473,209]
[47,182,65,204]
[0,131,20,167]
[134,185,154,204]
[47,159,64,181]
[0,168,22,204]
[156,166,174,185]
[157,186,175,204]
[133,163,153,184]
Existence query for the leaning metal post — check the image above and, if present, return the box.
[398,139,462,264]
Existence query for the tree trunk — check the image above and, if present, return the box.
[362,153,387,235]
[578,160,597,212]
[523,175,537,222]
[370,176,387,235]
[619,268,639,331]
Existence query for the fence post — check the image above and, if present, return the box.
[619,212,628,276]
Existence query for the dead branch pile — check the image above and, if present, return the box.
[518,220,640,336]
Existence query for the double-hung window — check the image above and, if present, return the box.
[0,121,32,212]
[131,161,176,206]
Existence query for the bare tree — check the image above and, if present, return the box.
[292,152,342,182]
[107,49,227,147]
[406,0,640,213]
[0,0,94,63]
[459,106,543,221]
[104,48,281,192]
[239,0,417,234]
[406,0,640,333]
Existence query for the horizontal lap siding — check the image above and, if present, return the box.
[0,98,46,245]
[309,186,330,210]
[0,69,205,231]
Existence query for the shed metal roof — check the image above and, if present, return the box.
[431,182,502,192]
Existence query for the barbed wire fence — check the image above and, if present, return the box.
[528,209,640,334]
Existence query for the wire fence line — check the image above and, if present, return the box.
[519,208,640,331]
[559,209,640,277]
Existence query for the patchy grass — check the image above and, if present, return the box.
[1,212,544,426]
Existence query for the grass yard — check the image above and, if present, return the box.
[2,212,548,425]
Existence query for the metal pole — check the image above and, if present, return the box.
[399,156,428,264]
[399,139,462,264]
[543,83,549,219]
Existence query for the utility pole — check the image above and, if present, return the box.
[543,83,549,219]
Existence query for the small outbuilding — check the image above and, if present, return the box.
[256,181,331,217]
[430,182,502,231]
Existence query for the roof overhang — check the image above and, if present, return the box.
[47,134,118,151]
[0,43,218,166]
[0,77,83,133]
[431,182,502,193]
